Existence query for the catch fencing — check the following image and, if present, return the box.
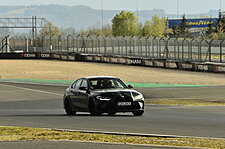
[1,35,225,63]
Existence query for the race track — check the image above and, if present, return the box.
[0,82,225,138]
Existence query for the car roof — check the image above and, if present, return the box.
[84,76,118,80]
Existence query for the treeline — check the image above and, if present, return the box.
[40,10,170,38]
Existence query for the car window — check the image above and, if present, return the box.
[71,81,77,88]
[80,79,88,88]
[75,79,82,90]
[89,78,127,89]
[113,79,125,88]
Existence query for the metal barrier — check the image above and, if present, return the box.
[1,35,225,63]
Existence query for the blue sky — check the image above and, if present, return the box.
[0,0,223,14]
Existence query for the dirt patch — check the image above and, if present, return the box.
[0,60,224,85]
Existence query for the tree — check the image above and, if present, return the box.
[171,25,180,37]
[210,11,225,39]
[60,27,77,36]
[112,11,140,36]
[142,15,167,37]
[206,18,215,36]
[179,15,189,37]
[81,24,112,36]
[171,15,189,37]
[39,22,60,36]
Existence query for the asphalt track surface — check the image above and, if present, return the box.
[0,82,225,140]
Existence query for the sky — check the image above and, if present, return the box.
[0,0,223,14]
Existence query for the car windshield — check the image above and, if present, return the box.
[88,78,127,89]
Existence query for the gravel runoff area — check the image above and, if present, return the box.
[0,60,225,85]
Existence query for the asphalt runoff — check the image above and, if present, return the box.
[0,82,225,149]
[0,82,225,137]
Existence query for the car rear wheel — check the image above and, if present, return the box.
[132,110,144,116]
[89,100,102,116]
[64,99,77,116]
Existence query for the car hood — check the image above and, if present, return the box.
[91,88,142,98]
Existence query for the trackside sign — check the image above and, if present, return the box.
[168,18,217,28]
[127,58,142,65]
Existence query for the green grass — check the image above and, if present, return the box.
[0,79,211,88]
[126,82,208,88]
[0,127,225,149]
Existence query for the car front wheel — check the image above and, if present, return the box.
[64,99,77,116]
[108,112,116,116]
[132,110,144,116]
[89,100,102,116]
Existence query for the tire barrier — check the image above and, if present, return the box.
[0,52,225,73]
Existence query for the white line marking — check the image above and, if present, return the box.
[0,83,62,96]
[0,80,68,87]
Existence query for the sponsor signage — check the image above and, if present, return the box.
[168,18,217,28]
[61,55,68,60]
[23,53,36,58]
[181,63,193,70]
[94,56,101,61]
[68,55,75,61]
[118,58,126,64]
[40,54,50,58]
[102,57,110,62]
[166,62,177,69]
[154,61,164,67]
[217,66,225,72]
[197,64,209,71]
[53,54,60,59]
[86,56,93,61]
[127,58,142,65]
[143,60,154,66]
[110,57,118,63]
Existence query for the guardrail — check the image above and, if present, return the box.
[0,35,225,63]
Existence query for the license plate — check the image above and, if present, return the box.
[117,102,131,106]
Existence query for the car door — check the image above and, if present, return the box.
[70,79,82,109]
[78,79,89,110]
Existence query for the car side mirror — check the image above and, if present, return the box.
[79,86,88,91]
[127,85,134,89]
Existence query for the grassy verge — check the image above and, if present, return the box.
[0,127,225,149]
[146,98,225,106]
[0,79,211,88]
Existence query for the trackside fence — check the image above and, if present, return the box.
[0,35,225,63]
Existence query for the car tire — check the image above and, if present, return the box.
[108,112,116,116]
[89,100,101,116]
[64,99,77,116]
[132,110,144,116]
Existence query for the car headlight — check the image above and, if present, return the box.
[96,96,111,101]
[132,92,144,101]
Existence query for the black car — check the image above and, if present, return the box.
[63,76,144,116]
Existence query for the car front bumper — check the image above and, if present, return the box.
[94,99,144,113]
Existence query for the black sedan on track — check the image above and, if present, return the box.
[63,76,144,116]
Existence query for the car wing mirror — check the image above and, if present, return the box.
[127,85,134,89]
[79,86,88,91]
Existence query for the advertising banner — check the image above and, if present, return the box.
[168,18,217,28]
[127,58,142,65]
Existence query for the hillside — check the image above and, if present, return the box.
[0,5,219,30]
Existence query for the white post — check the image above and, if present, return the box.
[26,36,29,52]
